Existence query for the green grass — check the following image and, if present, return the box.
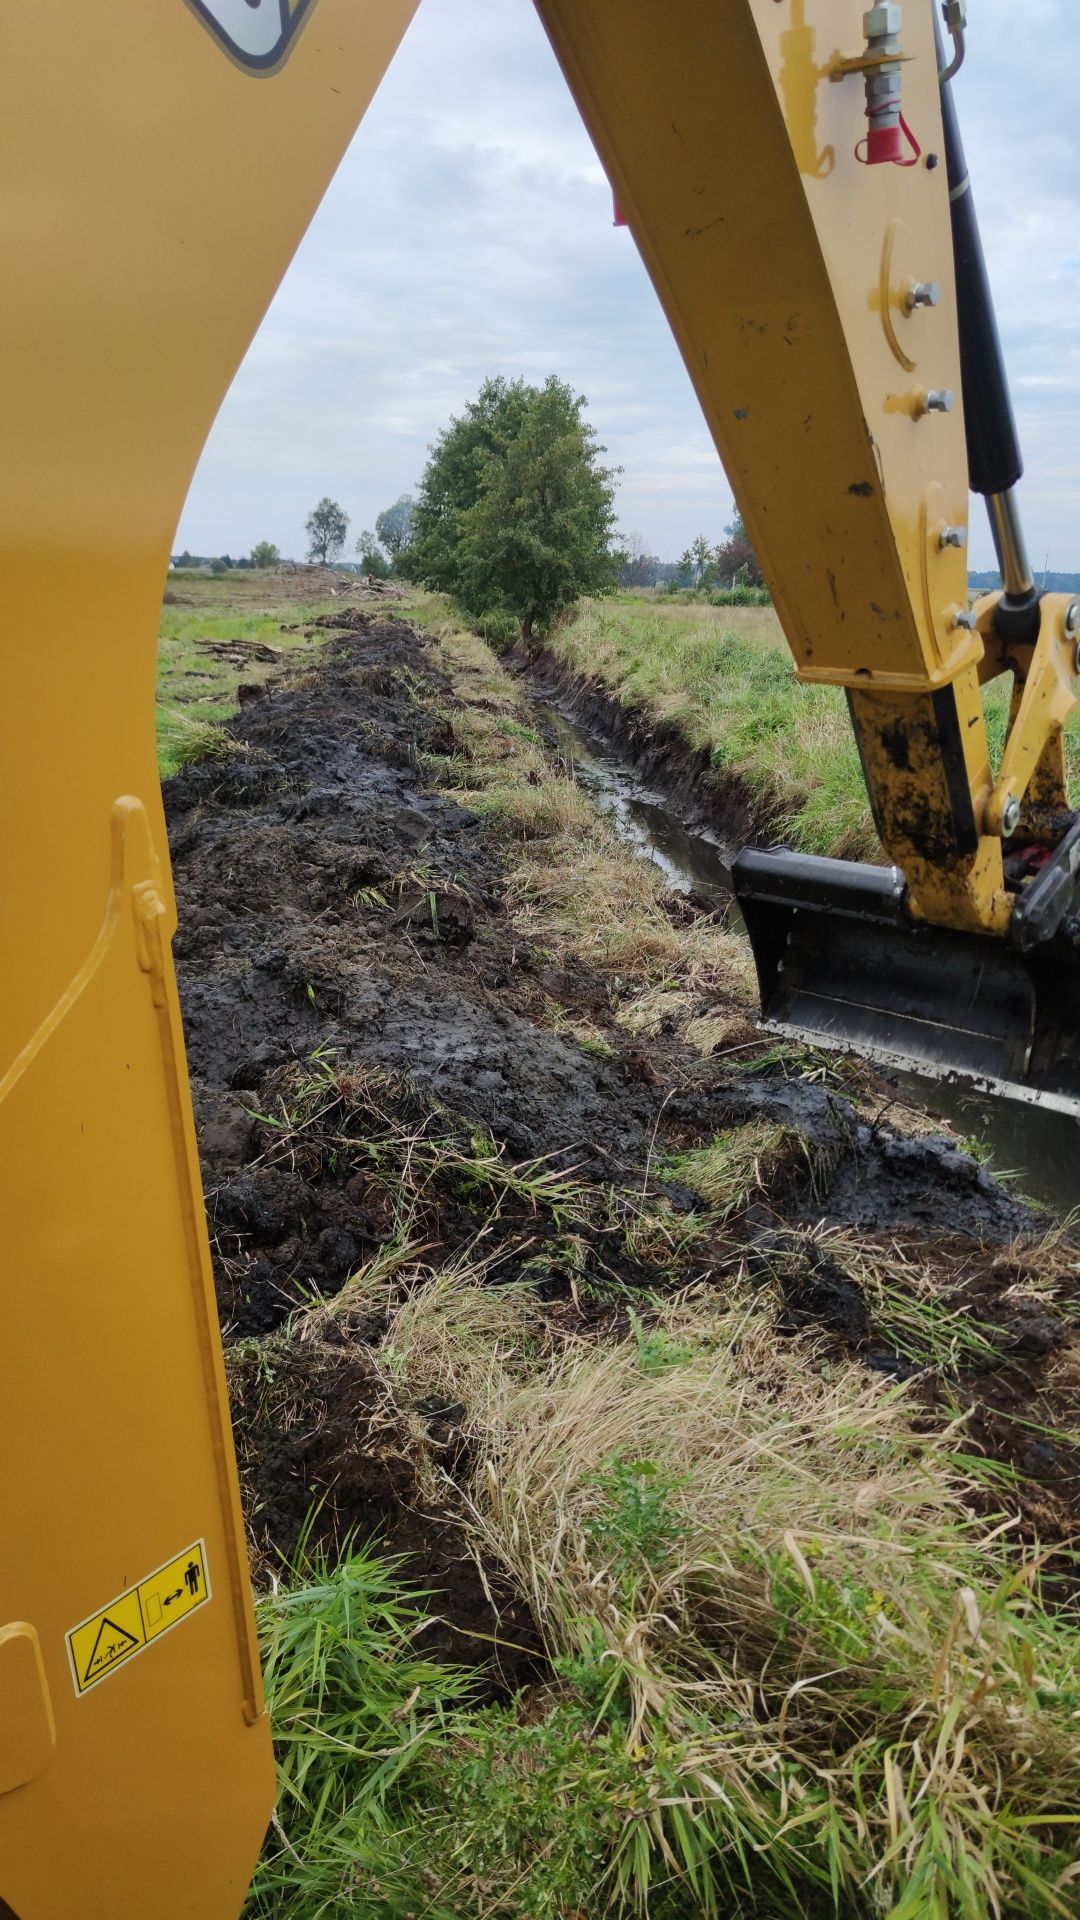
[157,572,338,775]
[245,1541,473,1917]
[246,1281,1080,1919]
[547,597,1080,861]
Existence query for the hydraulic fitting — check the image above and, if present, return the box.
[862,3,904,164]
[940,1,968,84]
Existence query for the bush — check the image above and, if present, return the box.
[472,607,521,650]
[708,584,771,607]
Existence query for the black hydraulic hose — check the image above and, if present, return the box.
[933,8,1023,499]
[933,5,1039,636]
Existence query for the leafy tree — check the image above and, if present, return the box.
[209,556,229,575]
[375,495,415,561]
[305,497,350,566]
[618,530,658,589]
[356,530,390,579]
[677,534,716,590]
[250,540,280,568]
[412,376,617,637]
[411,378,531,595]
[713,507,764,588]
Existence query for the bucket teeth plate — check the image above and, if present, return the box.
[733,848,1080,1116]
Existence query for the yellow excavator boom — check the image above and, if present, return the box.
[2,3,1075,1914]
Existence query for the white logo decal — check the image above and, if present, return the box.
[186,0,317,73]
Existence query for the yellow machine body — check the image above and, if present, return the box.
[2,2,1075,1913]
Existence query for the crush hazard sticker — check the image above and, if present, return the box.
[66,1542,210,1697]
[185,0,318,74]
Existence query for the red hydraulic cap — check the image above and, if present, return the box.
[612,191,627,227]
[866,122,904,164]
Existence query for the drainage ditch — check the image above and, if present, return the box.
[539,699,1079,1219]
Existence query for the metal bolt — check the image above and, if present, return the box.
[939,526,967,550]
[921,389,954,415]
[1065,601,1080,636]
[1001,796,1022,838]
[864,3,902,35]
[953,608,977,631]
[907,280,940,310]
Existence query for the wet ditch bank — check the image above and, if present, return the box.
[520,644,1080,1220]
[164,614,1080,1664]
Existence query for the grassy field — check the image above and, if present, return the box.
[547,596,1080,861]
[157,569,346,775]
[155,574,1080,1919]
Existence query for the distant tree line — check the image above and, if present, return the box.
[299,494,415,578]
[172,543,280,571]
[607,511,768,599]
[672,513,765,592]
[970,569,1080,594]
[176,393,783,628]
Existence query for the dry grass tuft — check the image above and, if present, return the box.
[381,1271,1080,1916]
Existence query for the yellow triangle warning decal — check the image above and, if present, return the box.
[83,1614,141,1683]
[67,1542,210,1696]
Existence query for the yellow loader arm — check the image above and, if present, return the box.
[1,3,1074,1915]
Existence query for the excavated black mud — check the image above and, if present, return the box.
[164,618,1080,1605]
[170,634,652,1174]
[671,1077,1033,1242]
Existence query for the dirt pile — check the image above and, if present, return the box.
[164,615,1080,1645]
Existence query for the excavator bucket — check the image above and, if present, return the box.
[733,847,1080,1116]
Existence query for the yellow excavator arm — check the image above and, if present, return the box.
[1,4,1073,1914]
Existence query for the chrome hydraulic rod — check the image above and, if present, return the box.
[988,489,1036,602]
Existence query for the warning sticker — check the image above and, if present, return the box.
[67,1541,210,1697]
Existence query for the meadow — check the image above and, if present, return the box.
[547,594,1080,860]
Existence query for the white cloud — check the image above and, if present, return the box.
[178,0,1080,573]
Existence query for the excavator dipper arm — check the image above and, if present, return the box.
[535,0,1080,1109]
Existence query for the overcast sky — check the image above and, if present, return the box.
[177,0,1080,572]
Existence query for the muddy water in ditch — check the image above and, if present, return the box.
[541,701,1080,1218]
